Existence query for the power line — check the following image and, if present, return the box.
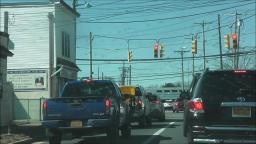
[79,2,254,23]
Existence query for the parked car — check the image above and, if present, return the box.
[147,93,165,121]
[172,97,184,113]
[183,69,256,144]
[42,79,131,144]
[162,99,174,110]
[119,86,152,127]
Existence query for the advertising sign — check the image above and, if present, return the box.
[7,69,47,91]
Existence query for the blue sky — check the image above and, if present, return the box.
[2,0,256,88]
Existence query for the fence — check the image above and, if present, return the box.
[13,98,44,122]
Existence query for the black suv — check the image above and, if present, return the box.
[183,69,256,144]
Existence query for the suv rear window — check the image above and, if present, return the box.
[201,71,256,102]
[62,82,115,98]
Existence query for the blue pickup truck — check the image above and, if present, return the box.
[42,79,131,144]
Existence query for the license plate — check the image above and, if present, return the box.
[70,120,83,128]
[232,107,251,118]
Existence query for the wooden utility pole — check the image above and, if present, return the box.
[89,32,93,79]
[218,14,223,70]
[195,21,211,70]
[175,49,188,91]
[129,64,131,85]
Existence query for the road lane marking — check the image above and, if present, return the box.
[142,122,175,144]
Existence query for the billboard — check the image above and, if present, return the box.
[7,69,47,91]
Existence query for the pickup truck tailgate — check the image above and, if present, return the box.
[44,97,107,120]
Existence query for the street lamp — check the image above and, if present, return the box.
[73,0,92,10]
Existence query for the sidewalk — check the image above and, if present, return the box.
[0,120,46,144]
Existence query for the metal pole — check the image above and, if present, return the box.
[237,19,241,69]
[202,21,206,70]
[129,64,131,85]
[218,14,223,70]
[48,12,54,98]
[234,11,238,69]
[98,67,99,80]
[89,32,93,79]
[181,51,184,91]
[192,53,195,75]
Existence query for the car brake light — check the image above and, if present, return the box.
[83,79,92,83]
[105,99,110,109]
[42,100,47,110]
[136,99,144,108]
[105,99,110,114]
[189,99,204,111]
[153,100,160,104]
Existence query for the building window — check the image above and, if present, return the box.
[62,31,70,58]
[164,90,170,93]
[172,90,178,93]
[156,90,162,93]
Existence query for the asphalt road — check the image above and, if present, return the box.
[33,111,187,144]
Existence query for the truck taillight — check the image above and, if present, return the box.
[43,100,47,110]
[105,99,110,114]
[188,98,204,111]
[152,100,160,104]
[136,99,144,109]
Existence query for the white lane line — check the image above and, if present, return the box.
[142,122,175,144]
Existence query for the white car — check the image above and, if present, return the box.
[162,99,174,110]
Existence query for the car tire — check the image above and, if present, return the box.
[146,116,152,126]
[48,129,61,144]
[107,110,120,144]
[121,124,131,138]
[139,115,146,127]
[159,113,165,121]
[187,127,194,144]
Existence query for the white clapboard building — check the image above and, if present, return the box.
[0,0,80,100]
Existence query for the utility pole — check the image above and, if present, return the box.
[89,32,93,79]
[129,64,131,85]
[218,14,223,70]
[234,11,238,69]
[175,49,188,91]
[48,12,54,98]
[97,67,99,80]
[195,21,210,70]
[236,18,241,69]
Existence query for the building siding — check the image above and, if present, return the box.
[0,6,54,69]
[54,4,76,63]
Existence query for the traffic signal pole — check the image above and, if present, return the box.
[218,14,223,70]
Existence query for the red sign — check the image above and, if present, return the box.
[232,33,237,40]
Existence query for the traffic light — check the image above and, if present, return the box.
[232,33,237,49]
[159,44,164,58]
[154,43,158,58]
[128,50,132,62]
[224,34,230,49]
[192,39,197,54]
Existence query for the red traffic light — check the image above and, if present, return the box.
[154,44,158,50]
[232,33,237,40]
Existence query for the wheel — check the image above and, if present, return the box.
[49,136,61,144]
[107,110,120,144]
[107,124,119,144]
[48,129,61,144]
[186,127,194,144]
[138,115,146,127]
[121,125,131,138]
[159,113,165,122]
[146,116,152,126]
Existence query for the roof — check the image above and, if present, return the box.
[0,0,80,17]
[0,31,13,57]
